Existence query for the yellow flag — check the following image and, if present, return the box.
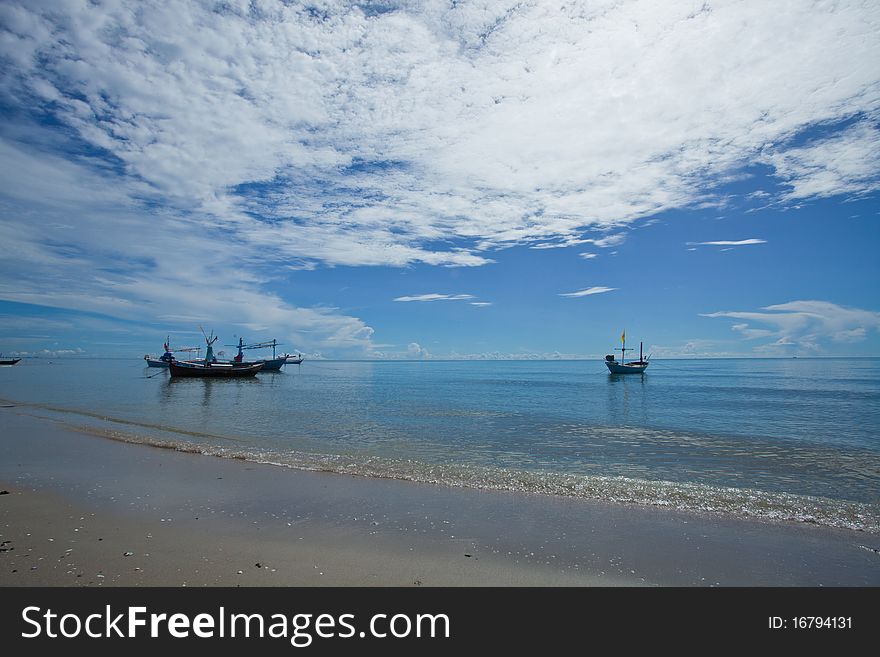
[621,330,625,343]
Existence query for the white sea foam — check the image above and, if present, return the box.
[66,416,880,534]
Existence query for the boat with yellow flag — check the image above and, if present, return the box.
[604,330,649,373]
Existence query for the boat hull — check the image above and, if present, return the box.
[0,358,20,366]
[605,361,649,374]
[169,361,263,378]
[145,358,170,368]
[239,357,286,371]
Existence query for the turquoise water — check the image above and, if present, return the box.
[2,358,879,532]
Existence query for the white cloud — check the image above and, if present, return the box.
[703,300,880,352]
[394,293,475,302]
[470,301,492,307]
[688,239,767,246]
[560,286,617,298]
[443,350,585,360]
[730,323,776,340]
[578,252,598,259]
[529,240,589,250]
[1,0,877,272]
[762,122,880,200]
[407,342,430,359]
[588,233,628,248]
[833,328,866,343]
[0,1,878,355]
[646,339,746,358]
[0,142,376,354]
[11,348,86,358]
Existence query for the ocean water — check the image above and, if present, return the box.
[1,357,879,532]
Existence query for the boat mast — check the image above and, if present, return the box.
[618,330,630,363]
[640,341,643,363]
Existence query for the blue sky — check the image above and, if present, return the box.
[0,0,878,359]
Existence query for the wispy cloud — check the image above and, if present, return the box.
[730,323,776,340]
[529,239,591,250]
[761,122,880,201]
[530,232,626,250]
[0,145,377,354]
[588,233,628,248]
[578,253,598,259]
[470,302,492,307]
[688,239,767,246]
[8,348,86,358]
[702,300,880,352]
[394,293,475,302]
[645,339,748,359]
[560,286,617,298]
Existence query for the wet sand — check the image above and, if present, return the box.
[1,408,878,586]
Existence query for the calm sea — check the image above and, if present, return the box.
[2,358,879,532]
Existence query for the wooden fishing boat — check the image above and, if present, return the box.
[227,338,294,371]
[604,331,649,374]
[253,356,287,371]
[168,361,263,378]
[167,328,262,377]
[0,356,20,365]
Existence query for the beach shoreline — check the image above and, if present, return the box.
[1,408,878,586]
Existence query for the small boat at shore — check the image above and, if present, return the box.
[283,353,304,364]
[605,331,649,374]
[0,355,20,365]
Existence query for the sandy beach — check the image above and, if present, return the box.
[1,407,878,587]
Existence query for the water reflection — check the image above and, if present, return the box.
[606,372,648,424]
[158,374,261,408]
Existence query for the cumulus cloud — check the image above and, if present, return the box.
[407,342,430,359]
[560,286,617,298]
[703,300,880,352]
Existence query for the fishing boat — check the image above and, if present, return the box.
[0,355,20,365]
[168,329,263,377]
[168,360,263,378]
[144,338,175,367]
[604,331,649,374]
[227,338,291,371]
[143,337,202,367]
[283,353,304,364]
